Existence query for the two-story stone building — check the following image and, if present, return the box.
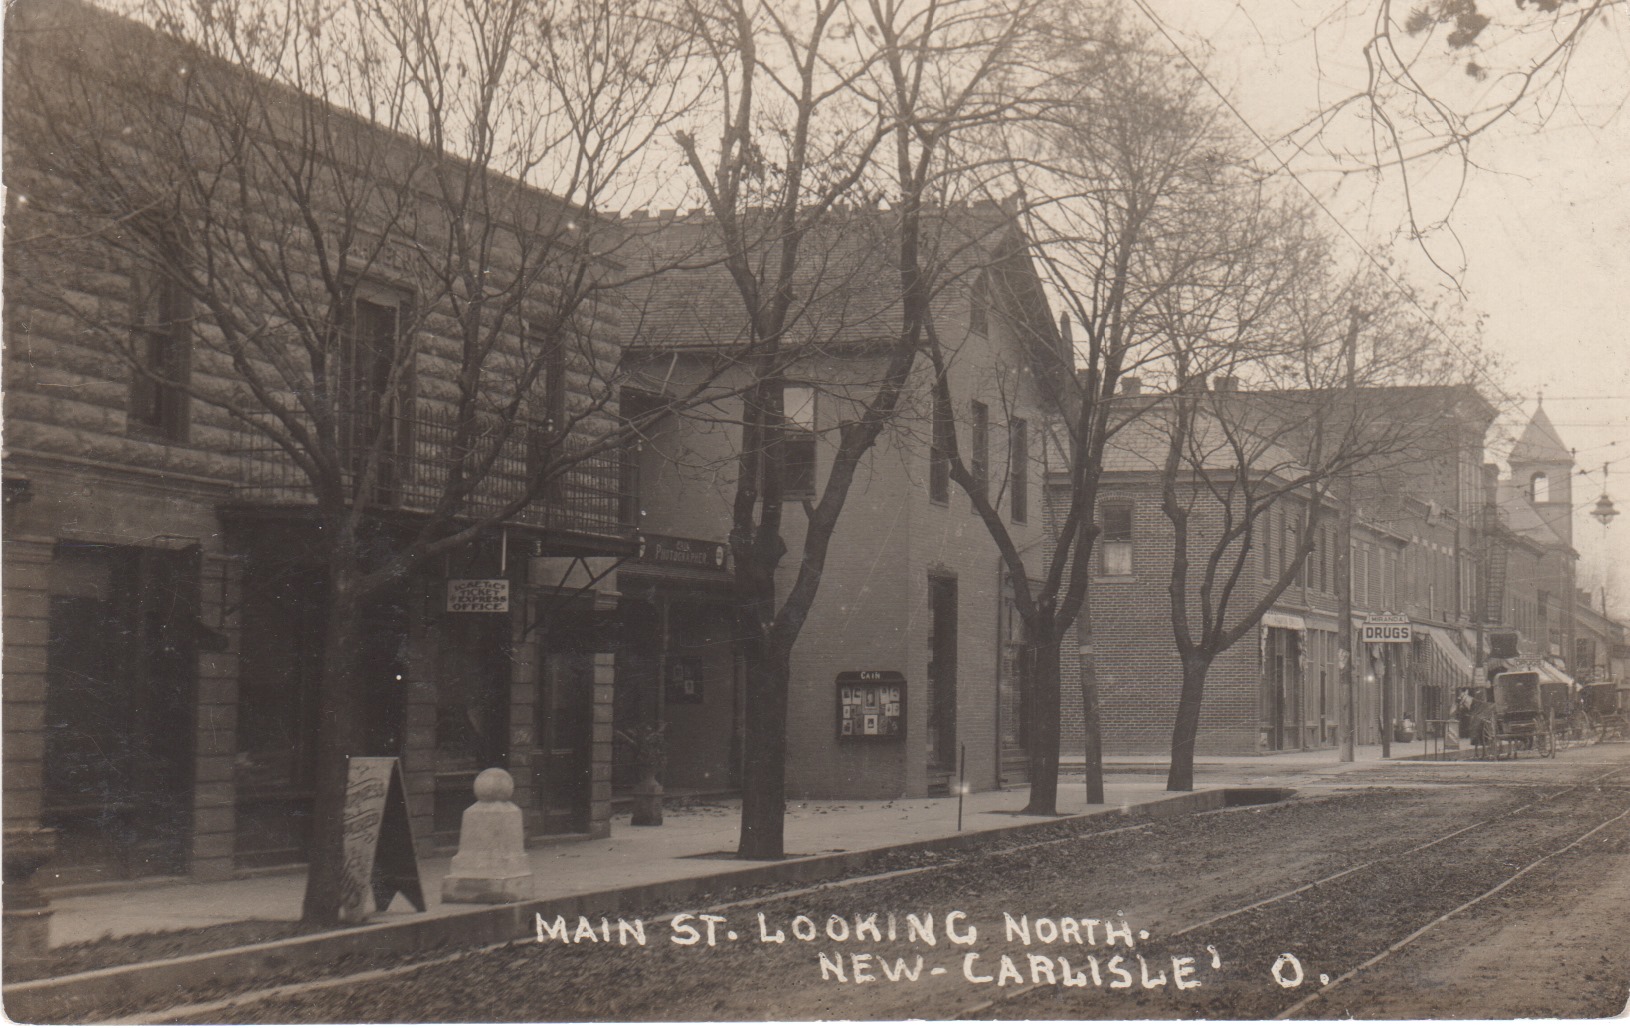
[4,0,637,883]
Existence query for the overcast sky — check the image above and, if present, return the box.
[1137,0,1630,619]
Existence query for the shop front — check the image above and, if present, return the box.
[1259,612,1306,751]
[615,534,740,799]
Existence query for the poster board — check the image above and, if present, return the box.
[835,671,905,740]
[339,756,427,923]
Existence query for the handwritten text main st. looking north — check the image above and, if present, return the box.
[536,910,1224,991]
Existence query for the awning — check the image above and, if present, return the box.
[1262,612,1306,631]
[1426,626,1476,681]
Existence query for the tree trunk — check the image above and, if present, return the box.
[1166,653,1211,792]
[737,628,790,859]
[300,564,368,924]
[1022,624,1061,815]
[1078,623,1105,805]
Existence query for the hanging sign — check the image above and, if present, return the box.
[338,756,426,923]
[637,534,728,570]
[1361,613,1411,644]
[447,578,509,613]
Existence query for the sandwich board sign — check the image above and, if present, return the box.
[338,756,426,923]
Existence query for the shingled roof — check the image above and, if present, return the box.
[617,203,1030,353]
[1508,402,1574,468]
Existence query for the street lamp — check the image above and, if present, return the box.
[1591,463,1618,527]
[1589,464,1617,616]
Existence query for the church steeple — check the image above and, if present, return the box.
[1508,400,1574,548]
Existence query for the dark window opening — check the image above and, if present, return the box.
[930,390,952,503]
[783,384,817,498]
[1009,418,1028,523]
[968,270,989,336]
[526,330,569,495]
[341,290,413,502]
[970,401,989,499]
[128,256,192,442]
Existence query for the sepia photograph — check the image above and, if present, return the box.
[2,0,1627,1021]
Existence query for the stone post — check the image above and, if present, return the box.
[441,768,533,904]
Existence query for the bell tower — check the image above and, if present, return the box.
[1507,400,1574,548]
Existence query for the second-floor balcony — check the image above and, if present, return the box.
[229,406,636,545]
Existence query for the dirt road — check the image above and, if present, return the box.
[157,744,1630,1022]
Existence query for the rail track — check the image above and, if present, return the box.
[962,764,1630,1020]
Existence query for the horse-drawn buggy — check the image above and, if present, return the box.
[1580,682,1629,742]
[1468,671,1558,759]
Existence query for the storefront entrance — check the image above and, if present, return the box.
[1261,626,1303,751]
[42,542,199,879]
[232,561,408,866]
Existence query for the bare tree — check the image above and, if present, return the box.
[667,0,1050,858]
[1150,260,1487,791]
[923,23,1266,812]
[5,0,706,923]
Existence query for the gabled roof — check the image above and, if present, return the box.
[1508,402,1574,469]
[618,203,1041,353]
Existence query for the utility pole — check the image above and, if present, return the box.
[1338,309,1361,762]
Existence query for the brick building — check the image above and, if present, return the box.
[1055,382,1495,756]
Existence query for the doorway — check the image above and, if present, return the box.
[533,606,599,834]
[1261,628,1302,750]
[927,575,958,773]
[43,543,199,879]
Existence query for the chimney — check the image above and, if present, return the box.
[1482,462,1500,510]
[1120,377,1142,396]
[1213,375,1238,393]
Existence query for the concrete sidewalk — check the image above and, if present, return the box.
[42,747,1399,950]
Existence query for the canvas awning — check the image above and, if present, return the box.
[1426,626,1476,683]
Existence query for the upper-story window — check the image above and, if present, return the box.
[1009,417,1028,523]
[340,283,414,499]
[525,327,569,488]
[1101,500,1133,576]
[970,401,989,500]
[929,390,952,504]
[127,246,192,442]
[968,270,990,337]
[783,384,817,498]
[1530,471,1549,504]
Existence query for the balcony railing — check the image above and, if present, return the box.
[230,406,635,542]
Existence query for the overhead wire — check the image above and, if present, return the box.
[1122,0,1523,411]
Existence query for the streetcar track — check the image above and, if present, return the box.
[1171,764,1628,938]
[958,764,1628,1021]
[140,765,1630,1023]
[1271,803,1630,1020]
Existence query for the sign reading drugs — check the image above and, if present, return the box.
[447,578,509,613]
[338,756,426,923]
[1361,613,1411,644]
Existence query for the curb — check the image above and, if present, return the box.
[4,787,1268,1023]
